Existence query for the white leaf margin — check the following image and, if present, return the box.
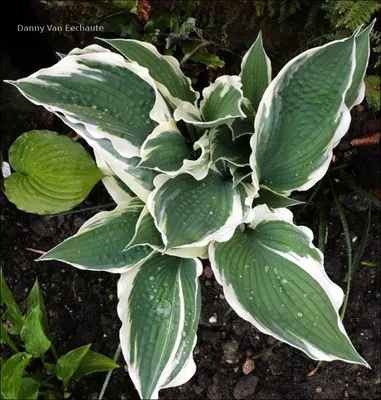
[174,75,246,128]
[98,38,200,107]
[38,199,153,274]
[117,256,203,399]
[125,206,209,259]
[240,31,272,109]
[250,34,358,196]
[147,172,248,249]
[5,46,171,159]
[210,204,369,366]
[139,119,211,181]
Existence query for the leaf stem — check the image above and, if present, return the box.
[47,203,115,217]
[98,344,122,400]
[50,343,59,361]
[253,341,281,360]
[329,178,352,319]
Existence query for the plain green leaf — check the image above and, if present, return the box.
[18,377,39,400]
[55,344,91,382]
[5,130,103,215]
[0,269,24,334]
[118,254,202,399]
[20,307,51,358]
[72,351,119,381]
[0,352,32,399]
[1,322,18,352]
[26,279,49,333]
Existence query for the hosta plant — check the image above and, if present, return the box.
[5,22,375,399]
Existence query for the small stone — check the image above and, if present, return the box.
[233,375,259,399]
[209,314,217,324]
[242,358,255,375]
[222,340,240,364]
[204,266,213,278]
[316,386,322,394]
[193,346,200,355]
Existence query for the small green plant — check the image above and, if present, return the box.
[4,21,375,399]
[0,270,119,399]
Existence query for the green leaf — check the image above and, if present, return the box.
[72,351,119,381]
[4,130,103,215]
[140,120,210,180]
[52,112,157,203]
[55,344,91,382]
[254,187,304,208]
[18,377,39,400]
[0,352,32,400]
[174,76,245,128]
[345,21,375,109]
[240,31,272,112]
[148,171,248,249]
[229,117,254,140]
[5,46,170,159]
[210,205,367,366]
[1,323,18,353]
[118,253,202,399]
[0,269,24,334]
[0,357,5,369]
[26,279,49,333]
[20,307,51,358]
[251,32,359,195]
[125,206,208,259]
[210,125,251,167]
[38,199,153,273]
[100,38,199,106]
[140,119,192,173]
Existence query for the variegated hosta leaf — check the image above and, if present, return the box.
[58,114,157,202]
[345,21,375,109]
[125,206,209,259]
[147,171,248,249]
[139,119,211,180]
[174,76,245,128]
[100,38,199,107]
[140,119,191,173]
[210,205,367,366]
[5,46,170,158]
[38,199,153,273]
[228,165,252,188]
[118,254,202,399]
[240,31,272,112]
[229,117,255,140]
[139,120,210,180]
[251,32,359,195]
[210,125,251,167]
[254,187,304,208]
[94,150,134,204]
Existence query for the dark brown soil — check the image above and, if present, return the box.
[1,3,380,399]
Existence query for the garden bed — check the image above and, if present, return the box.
[1,1,380,399]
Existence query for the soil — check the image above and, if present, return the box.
[1,3,380,399]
